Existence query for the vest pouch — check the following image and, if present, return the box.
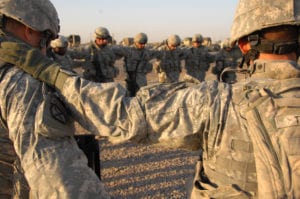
[189,160,252,199]
[35,93,74,138]
[243,82,300,199]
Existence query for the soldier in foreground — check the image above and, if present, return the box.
[1,0,300,199]
[0,0,110,198]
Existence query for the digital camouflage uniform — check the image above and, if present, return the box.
[1,0,300,198]
[4,40,300,198]
[70,41,119,83]
[0,0,110,198]
[113,33,158,96]
[49,51,75,71]
[113,45,156,96]
[184,34,215,83]
[213,39,243,83]
[0,57,110,199]
[153,35,187,83]
[69,27,118,83]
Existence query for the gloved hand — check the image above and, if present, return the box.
[0,41,72,91]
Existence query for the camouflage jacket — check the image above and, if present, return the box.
[2,38,300,198]
[184,45,215,72]
[214,47,243,73]
[48,50,75,72]
[0,62,111,199]
[59,60,300,198]
[112,45,158,73]
[69,41,118,81]
[0,35,110,199]
[154,45,187,73]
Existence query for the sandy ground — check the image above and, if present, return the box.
[74,60,221,199]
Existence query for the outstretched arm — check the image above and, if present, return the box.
[0,40,229,150]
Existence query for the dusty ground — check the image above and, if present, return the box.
[74,61,220,199]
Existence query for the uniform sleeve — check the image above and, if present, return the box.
[1,67,110,198]
[60,77,148,143]
[135,81,231,150]
[111,45,128,59]
[206,50,216,63]
[60,75,231,150]
[68,44,91,60]
[179,47,190,60]
[148,48,161,60]
[215,50,224,62]
[135,82,208,150]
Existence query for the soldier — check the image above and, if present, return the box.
[120,37,134,47]
[70,27,119,82]
[153,34,186,83]
[212,38,243,83]
[181,37,192,47]
[113,32,156,96]
[184,34,215,83]
[68,34,81,48]
[48,35,75,71]
[2,0,300,198]
[0,0,110,198]
[202,36,212,48]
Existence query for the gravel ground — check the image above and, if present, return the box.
[74,61,221,198]
[99,139,199,199]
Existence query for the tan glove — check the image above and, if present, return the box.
[0,41,73,91]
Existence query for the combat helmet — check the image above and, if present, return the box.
[50,35,68,48]
[192,34,204,43]
[221,38,231,49]
[134,32,148,44]
[68,34,81,47]
[94,27,111,39]
[121,37,134,46]
[167,34,181,46]
[230,0,300,46]
[0,0,60,40]
[182,37,192,46]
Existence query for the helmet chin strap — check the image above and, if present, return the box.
[0,14,6,29]
[243,49,260,74]
[236,49,259,76]
[238,34,261,75]
[39,30,54,49]
[248,32,299,54]
[39,37,48,49]
[241,31,300,75]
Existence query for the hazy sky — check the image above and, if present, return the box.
[51,0,239,43]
